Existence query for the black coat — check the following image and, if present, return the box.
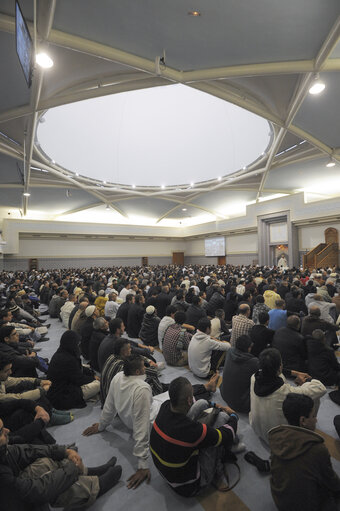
[0,342,38,378]
[89,329,107,372]
[155,292,171,319]
[272,327,307,372]
[307,338,340,386]
[127,303,145,338]
[139,313,160,346]
[97,334,119,372]
[116,301,131,327]
[186,304,207,329]
[80,317,94,359]
[250,324,275,357]
[220,348,259,413]
[47,343,94,410]
[206,291,225,317]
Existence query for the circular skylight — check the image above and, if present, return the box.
[37,84,271,187]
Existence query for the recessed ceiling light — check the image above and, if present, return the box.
[23,192,31,197]
[36,52,54,69]
[161,184,165,189]
[326,158,336,168]
[132,184,136,189]
[243,166,247,170]
[190,182,194,187]
[182,208,187,211]
[75,172,79,176]
[103,180,106,184]
[309,75,325,95]
[217,176,222,181]
[188,10,201,16]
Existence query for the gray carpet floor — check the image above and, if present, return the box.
[38,312,340,511]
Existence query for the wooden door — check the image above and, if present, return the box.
[325,227,338,245]
[172,252,184,265]
[141,257,148,266]
[217,256,226,265]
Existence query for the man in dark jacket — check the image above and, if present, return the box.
[250,311,275,357]
[206,286,225,317]
[89,317,109,372]
[48,288,68,318]
[186,295,207,329]
[301,305,339,347]
[269,393,340,511]
[220,335,259,413]
[127,294,145,338]
[307,329,340,386]
[80,305,99,360]
[155,285,171,319]
[0,326,39,378]
[0,420,122,511]
[272,315,307,372]
[116,293,135,327]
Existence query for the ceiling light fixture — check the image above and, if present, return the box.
[190,182,194,187]
[23,192,31,197]
[326,158,336,168]
[103,180,106,184]
[182,208,187,211]
[106,204,110,210]
[132,184,136,189]
[36,52,54,69]
[217,176,222,181]
[188,10,201,16]
[161,184,165,189]
[309,74,325,95]
[75,172,79,176]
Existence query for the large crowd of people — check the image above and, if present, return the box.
[1,263,340,510]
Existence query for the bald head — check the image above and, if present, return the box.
[239,304,250,316]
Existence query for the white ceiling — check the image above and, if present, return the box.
[0,0,339,227]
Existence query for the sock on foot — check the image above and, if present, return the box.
[97,466,122,497]
[87,456,117,476]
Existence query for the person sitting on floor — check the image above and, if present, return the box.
[162,311,193,366]
[306,329,340,387]
[0,326,39,378]
[230,304,254,346]
[268,299,288,331]
[149,376,239,496]
[157,304,176,350]
[269,393,340,511]
[186,295,207,329]
[47,331,100,410]
[139,305,161,347]
[60,293,76,328]
[272,315,307,373]
[0,419,122,511]
[104,291,119,320]
[251,294,270,325]
[188,317,230,378]
[210,309,230,341]
[94,289,107,317]
[250,348,326,443]
[89,316,109,372]
[250,311,275,357]
[83,355,219,490]
[220,335,259,414]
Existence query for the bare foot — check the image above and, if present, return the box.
[205,372,219,393]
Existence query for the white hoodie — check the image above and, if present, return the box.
[188,330,230,378]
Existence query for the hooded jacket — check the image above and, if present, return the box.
[307,337,340,385]
[220,348,259,413]
[269,425,340,511]
[249,372,326,443]
[188,330,230,378]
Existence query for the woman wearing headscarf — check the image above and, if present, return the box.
[47,331,100,410]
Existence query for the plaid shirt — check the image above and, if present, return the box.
[163,323,192,365]
[230,314,254,346]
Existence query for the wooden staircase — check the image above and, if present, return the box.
[303,228,339,270]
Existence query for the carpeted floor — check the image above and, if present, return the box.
[38,312,340,511]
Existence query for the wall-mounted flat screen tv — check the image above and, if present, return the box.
[16,0,33,87]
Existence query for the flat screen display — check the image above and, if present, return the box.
[205,237,225,257]
[16,1,33,87]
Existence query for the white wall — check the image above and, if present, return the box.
[226,233,258,254]
[298,223,340,251]
[18,238,186,258]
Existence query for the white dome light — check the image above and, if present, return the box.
[36,52,54,69]
[309,80,325,95]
